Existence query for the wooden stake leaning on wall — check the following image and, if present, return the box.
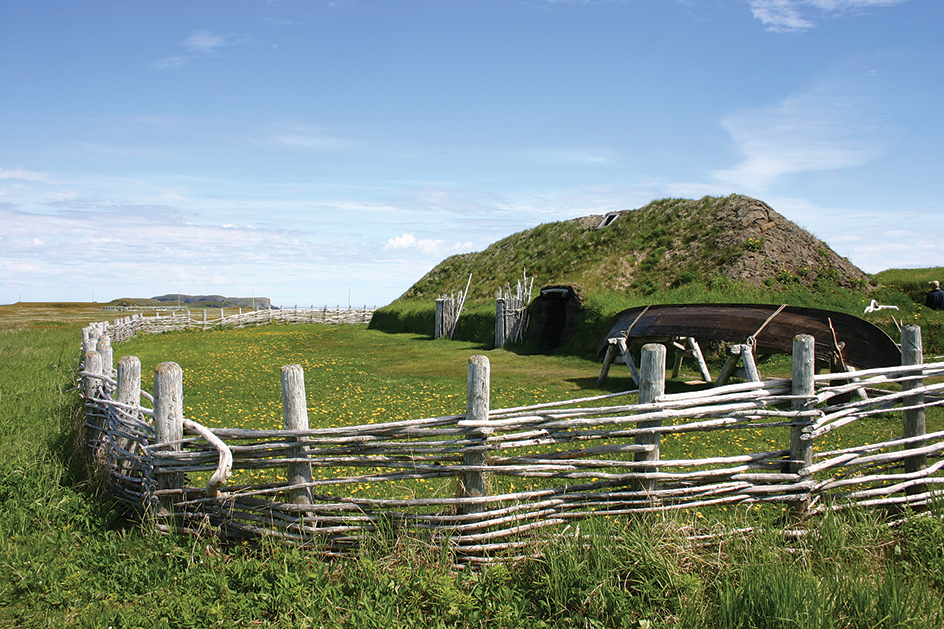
[790,334,815,516]
[495,296,506,349]
[281,364,313,506]
[460,355,490,514]
[435,298,446,339]
[450,273,473,340]
[901,325,927,489]
[154,362,184,524]
[635,343,665,501]
[494,271,534,349]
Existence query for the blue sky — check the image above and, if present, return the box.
[1,0,941,307]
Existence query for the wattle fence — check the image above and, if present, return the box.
[79,316,944,564]
[100,306,374,343]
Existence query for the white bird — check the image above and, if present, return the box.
[863,300,899,314]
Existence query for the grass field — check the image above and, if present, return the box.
[2,305,944,627]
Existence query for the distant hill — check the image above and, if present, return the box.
[150,294,271,308]
[398,195,870,302]
[111,295,272,309]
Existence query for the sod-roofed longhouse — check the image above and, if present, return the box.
[373,195,875,352]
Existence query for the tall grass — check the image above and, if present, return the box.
[3,318,944,627]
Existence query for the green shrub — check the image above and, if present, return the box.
[369,300,436,337]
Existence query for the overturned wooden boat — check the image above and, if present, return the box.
[597,303,901,386]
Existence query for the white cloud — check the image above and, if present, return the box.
[267,133,357,150]
[749,0,814,31]
[525,147,619,164]
[0,259,42,274]
[150,55,189,69]
[383,233,473,256]
[713,68,891,189]
[758,194,941,273]
[152,29,252,69]
[383,233,417,249]
[0,167,49,181]
[186,30,231,54]
[749,0,909,32]
[259,121,359,150]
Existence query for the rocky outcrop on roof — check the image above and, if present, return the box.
[607,195,870,291]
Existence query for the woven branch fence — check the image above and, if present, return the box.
[79,319,944,564]
[91,306,374,344]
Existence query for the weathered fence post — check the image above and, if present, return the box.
[635,343,665,498]
[154,362,184,521]
[83,350,102,398]
[117,355,142,408]
[96,333,113,378]
[83,329,99,355]
[460,355,490,514]
[82,350,107,458]
[901,325,927,485]
[281,364,313,506]
[495,297,506,348]
[790,334,815,515]
[115,356,142,469]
